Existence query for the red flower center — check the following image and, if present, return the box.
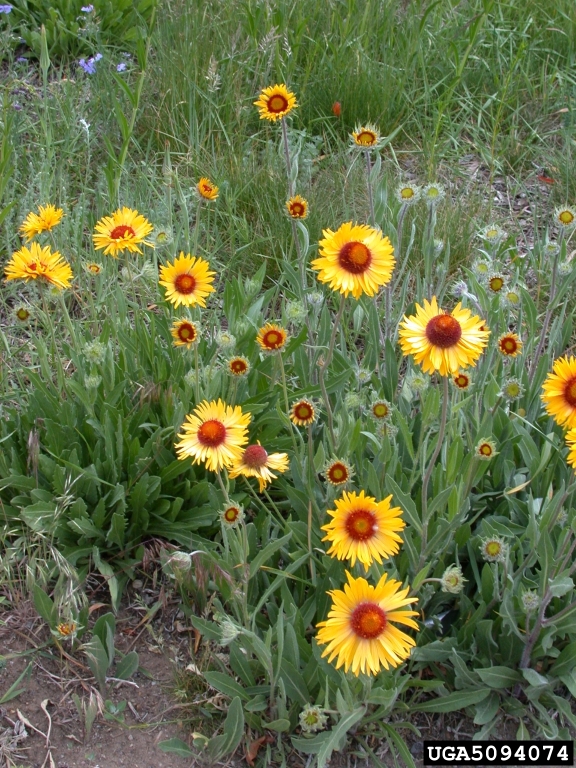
[338,241,372,274]
[356,130,376,146]
[268,94,289,113]
[224,506,240,522]
[263,329,284,349]
[110,224,136,240]
[295,403,313,421]
[197,419,226,447]
[29,262,37,271]
[500,337,517,354]
[175,273,196,294]
[479,444,492,456]
[328,463,347,482]
[231,359,247,374]
[350,602,387,639]
[178,323,196,342]
[243,445,268,468]
[455,374,469,388]
[425,314,462,348]
[290,203,305,216]
[345,509,377,541]
[564,377,576,407]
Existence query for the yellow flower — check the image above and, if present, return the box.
[159,253,216,309]
[311,222,395,299]
[228,443,289,493]
[541,356,576,428]
[316,571,419,676]
[256,322,288,353]
[171,319,199,347]
[228,356,250,377]
[93,207,154,257]
[56,621,77,638]
[497,332,522,357]
[197,177,219,201]
[220,504,245,528]
[321,490,405,571]
[289,399,316,426]
[371,400,391,419]
[286,195,308,219]
[175,399,251,472]
[398,297,489,376]
[254,84,297,121]
[19,204,64,241]
[4,242,73,289]
[555,206,576,229]
[475,438,497,460]
[85,262,102,275]
[565,428,576,470]
[452,372,471,390]
[351,124,380,148]
[323,459,353,486]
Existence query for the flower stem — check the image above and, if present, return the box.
[318,295,346,451]
[529,230,564,383]
[418,375,449,571]
[365,151,376,228]
[281,118,294,198]
[278,353,299,458]
[194,343,201,404]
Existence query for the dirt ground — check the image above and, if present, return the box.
[0,596,195,768]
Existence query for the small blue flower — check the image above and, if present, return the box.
[16,56,28,63]
[78,58,96,74]
[0,4,13,13]
[80,4,94,11]
[93,52,102,61]
[116,62,127,72]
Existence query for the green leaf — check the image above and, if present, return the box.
[548,574,574,598]
[207,696,244,760]
[158,737,194,756]
[0,662,32,704]
[32,585,58,628]
[317,707,366,768]
[263,718,291,732]
[473,691,500,725]
[84,636,110,692]
[475,666,521,689]
[521,668,549,688]
[204,671,249,701]
[249,532,292,578]
[414,688,491,712]
[116,651,139,680]
[551,641,576,678]
[385,476,421,533]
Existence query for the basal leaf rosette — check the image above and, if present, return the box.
[316,572,419,676]
[398,297,489,376]
[311,222,395,299]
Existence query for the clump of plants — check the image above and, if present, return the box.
[2,69,576,766]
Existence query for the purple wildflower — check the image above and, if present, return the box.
[0,4,13,13]
[116,62,127,72]
[80,4,94,11]
[78,58,96,74]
